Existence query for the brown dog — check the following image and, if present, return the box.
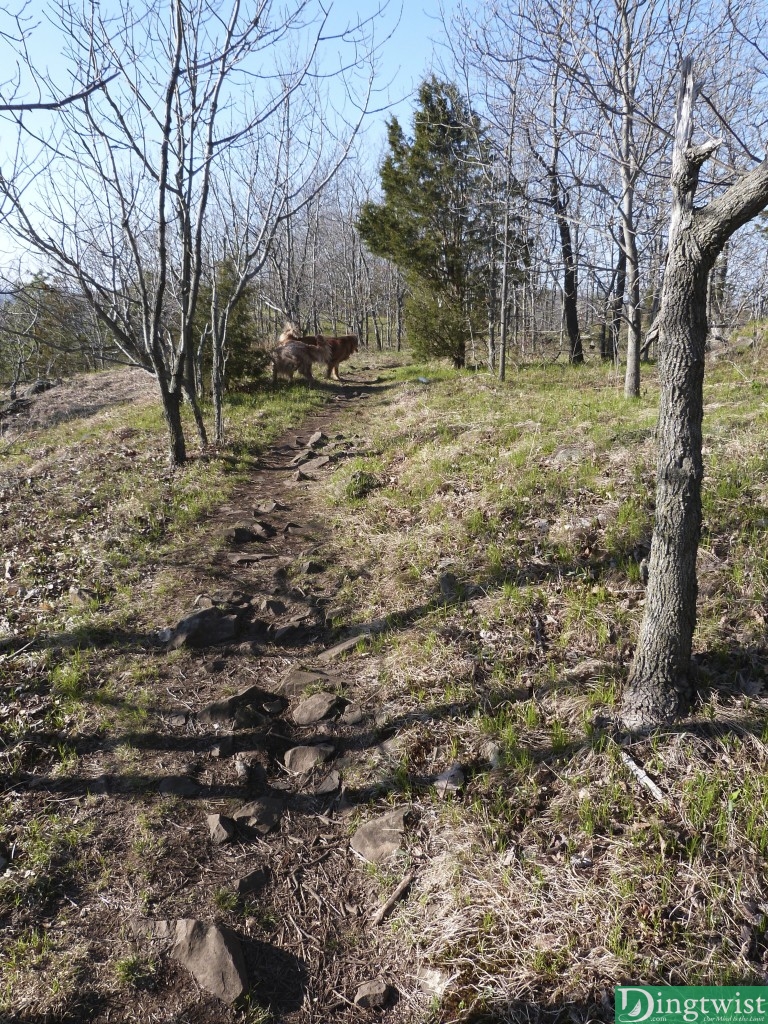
[271,338,330,383]
[278,322,359,381]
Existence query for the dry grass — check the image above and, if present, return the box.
[2,344,768,1023]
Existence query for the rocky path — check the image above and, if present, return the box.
[122,374,434,1022]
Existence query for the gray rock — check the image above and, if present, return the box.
[340,703,363,725]
[167,607,239,650]
[292,692,339,726]
[256,499,286,514]
[313,770,340,795]
[301,456,331,474]
[297,559,324,575]
[318,636,364,663]
[128,917,174,941]
[232,797,283,835]
[207,813,235,845]
[353,978,391,1009]
[350,806,409,864]
[308,430,327,448]
[225,522,262,543]
[234,867,268,895]
[198,684,272,728]
[284,743,334,774]
[158,776,199,797]
[278,668,332,697]
[434,763,464,799]
[290,449,313,467]
[170,919,248,1005]
[209,734,235,758]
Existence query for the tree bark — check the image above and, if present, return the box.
[156,375,187,467]
[622,58,768,730]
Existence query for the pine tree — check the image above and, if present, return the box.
[358,78,495,367]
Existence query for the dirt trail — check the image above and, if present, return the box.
[3,365,430,1023]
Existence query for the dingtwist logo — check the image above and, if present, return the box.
[615,987,768,1024]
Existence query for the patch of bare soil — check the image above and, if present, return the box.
[1,367,434,1023]
[1,366,159,443]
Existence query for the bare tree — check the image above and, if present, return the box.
[622,56,768,729]
[0,0,386,463]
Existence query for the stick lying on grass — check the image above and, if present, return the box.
[371,870,416,926]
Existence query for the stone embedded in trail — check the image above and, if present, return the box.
[434,763,464,800]
[350,806,409,865]
[256,596,286,616]
[256,499,287,514]
[353,978,392,1009]
[318,636,365,663]
[296,558,324,575]
[300,455,331,474]
[232,798,283,835]
[158,775,199,798]
[209,734,235,758]
[166,607,240,650]
[228,552,278,565]
[234,866,269,895]
[197,684,275,728]
[278,668,333,697]
[225,521,264,543]
[313,770,340,795]
[290,449,314,467]
[170,919,249,1005]
[292,691,339,726]
[283,743,335,774]
[340,703,363,725]
[207,813,235,845]
[308,430,327,448]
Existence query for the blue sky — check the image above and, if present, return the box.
[337,0,460,146]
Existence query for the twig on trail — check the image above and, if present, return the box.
[618,750,667,805]
[371,869,416,926]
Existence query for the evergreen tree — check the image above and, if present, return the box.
[357,78,495,367]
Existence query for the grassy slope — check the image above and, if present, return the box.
[2,346,768,1022]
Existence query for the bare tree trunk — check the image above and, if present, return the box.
[622,58,768,730]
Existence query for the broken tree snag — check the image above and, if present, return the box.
[621,58,768,731]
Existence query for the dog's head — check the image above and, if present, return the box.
[278,321,302,345]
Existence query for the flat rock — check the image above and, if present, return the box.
[198,684,274,728]
[167,607,240,650]
[340,703,363,725]
[313,770,340,795]
[225,522,263,543]
[292,692,339,726]
[563,658,611,681]
[158,776,199,797]
[284,743,335,774]
[434,763,464,799]
[278,668,333,697]
[232,797,283,835]
[228,552,278,565]
[207,813,235,845]
[354,978,391,1009]
[256,499,287,514]
[170,919,248,1005]
[234,867,269,895]
[301,456,331,473]
[350,806,409,864]
[317,636,365,663]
